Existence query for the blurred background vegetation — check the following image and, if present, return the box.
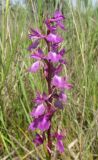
[0,0,98,159]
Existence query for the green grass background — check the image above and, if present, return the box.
[0,0,98,159]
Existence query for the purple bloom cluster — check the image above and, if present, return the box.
[28,10,72,156]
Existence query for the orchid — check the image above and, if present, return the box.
[28,10,72,158]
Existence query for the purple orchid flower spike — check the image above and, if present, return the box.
[28,10,72,158]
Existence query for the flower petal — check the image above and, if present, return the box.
[54,64,63,74]
[52,75,72,89]
[33,134,44,146]
[28,120,38,131]
[59,48,66,56]
[28,40,39,51]
[29,28,44,39]
[30,48,44,60]
[51,43,59,52]
[47,52,62,62]
[31,103,45,118]
[28,61,43,73]
[54,10,65,20]
[59,92,67,102]
[45,19,57,32]
[34,92,49,104]
[52,75,64,88]
[30,54,41,60]
[38,115,50,131]
[57,140,64,153]
[46,33,63,43]
[57,21,65,30]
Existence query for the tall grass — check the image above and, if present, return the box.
[0,0,98,159]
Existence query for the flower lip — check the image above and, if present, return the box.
[38,114,51,131]
[57,139,64,153]
[28,61,44,73]
[30,103,45,118]
[29,114,51,132]
[28,61,39,72]
[47,51,62,63]
[46,33,63,43]
[52,75,73,89]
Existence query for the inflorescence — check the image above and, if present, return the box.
[28,10,72,156]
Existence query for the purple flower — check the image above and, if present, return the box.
[45,10,65,32]
[33,134,44,146]
[28,40,40,51]
[53,92,67,109]
[29,28,45,40]
[59,48,66,56]
[30,48,45,60]
[29,115,50,132]
[54,132,64,153]
[56,138,64,153]
[29,119,38,131]
[34,92,48,103]
[54,10,65,20]
[31,103,45,118]
[59,92,67,102]
[28,61,44,73]
[38,115,51,131]
[45,19,57,32]
[52,75,72,89]
[51,43,59,52]
[46,33,63,43]
[47,51,62,62]
[57,21,65,30]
